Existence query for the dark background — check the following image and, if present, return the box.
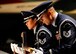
[0,13,34,53]
[0,13,24,53]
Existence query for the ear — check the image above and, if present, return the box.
[48,7,52,13]
[34,18,37,22]
[47,8,52,17]
[48,7,54,14]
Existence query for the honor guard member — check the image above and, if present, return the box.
[10,11,42,54]
[21,11,54,54]
[31,1,76,54]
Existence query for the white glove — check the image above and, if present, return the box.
[31,48,43,54]
[49,49,52,54]
[39,47,43,52]
[10,43,24,54]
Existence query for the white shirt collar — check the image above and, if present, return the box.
[33,25,37,34]
[52,12,58,27]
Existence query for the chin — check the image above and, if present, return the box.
[28,28,31,30]
[46,23,49,26]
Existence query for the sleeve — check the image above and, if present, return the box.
[59,20,76,53]
[36,26,53,54]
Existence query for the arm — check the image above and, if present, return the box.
[59,20,76,53]
[36,26,55,54]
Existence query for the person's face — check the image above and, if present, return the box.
[40,11,53,25]
[40,13,51,25]
[25,18,36,30]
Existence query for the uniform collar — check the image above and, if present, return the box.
[52,12,58,27]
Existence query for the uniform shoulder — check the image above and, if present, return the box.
[37,25,52,37]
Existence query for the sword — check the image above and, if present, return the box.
[21,32,25,54]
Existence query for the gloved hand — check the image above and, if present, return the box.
[31,47,43,54]
[10,43,24,54]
